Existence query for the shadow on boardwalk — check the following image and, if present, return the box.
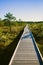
[31,32,43,65]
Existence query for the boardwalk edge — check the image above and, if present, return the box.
[8,27,25,65]
[32,33,43,62]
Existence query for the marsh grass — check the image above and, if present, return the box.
[28,22,43,57]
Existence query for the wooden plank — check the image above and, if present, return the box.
[9,25,40,65]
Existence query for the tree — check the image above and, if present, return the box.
[13,17,16,21]
[4,12,16,32]
[0,18,1,21]
[19,19,21,22]
[19,19,23,25]
[0,18,2,26]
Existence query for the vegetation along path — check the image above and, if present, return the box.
[9,24,43,65]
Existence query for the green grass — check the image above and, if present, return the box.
[0,23,25,48]
[0,21,25,65]
[28,22,43,57]
[0,28,24,65]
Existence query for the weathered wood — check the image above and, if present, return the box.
[9,25,40,65]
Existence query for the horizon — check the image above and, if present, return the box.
[0,0,43,21]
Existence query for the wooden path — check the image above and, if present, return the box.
[9,25,41,65]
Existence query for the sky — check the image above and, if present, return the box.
[0,0,43,21]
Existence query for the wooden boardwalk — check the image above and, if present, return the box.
[9,25,40,65]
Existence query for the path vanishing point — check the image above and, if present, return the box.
[9,25,43,65]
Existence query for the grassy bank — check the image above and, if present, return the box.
[28,22,43,57]
[0,28,24,65]
[0,21,25,65]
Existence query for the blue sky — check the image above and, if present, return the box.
[0,0,43,21]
